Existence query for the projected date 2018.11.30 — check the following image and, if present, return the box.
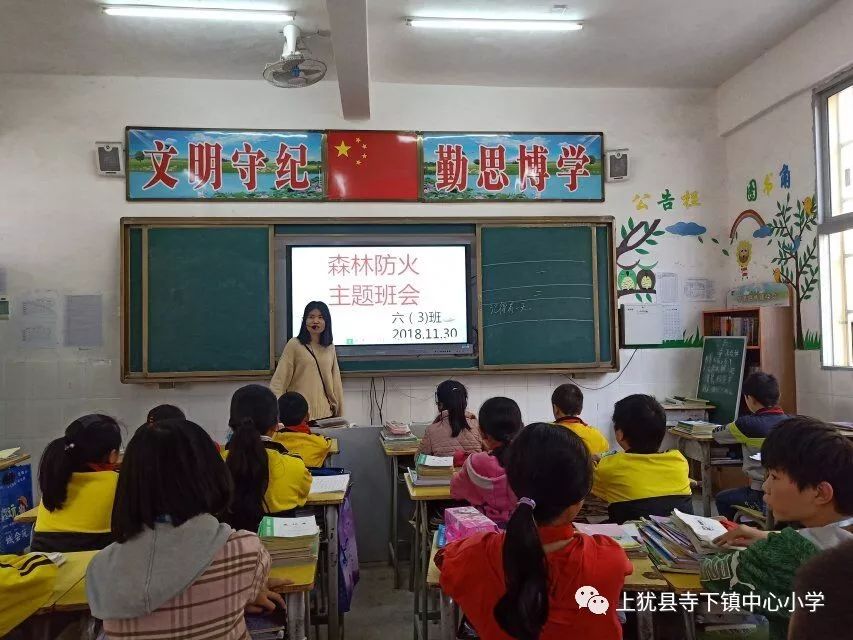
[393,328,459,341]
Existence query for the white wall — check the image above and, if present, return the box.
[717,0,853,135]
[717,4,853,421]
[0,74,728,466]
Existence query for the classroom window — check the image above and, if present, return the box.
[817,78,853,367]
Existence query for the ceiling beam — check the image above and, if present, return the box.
[325,0,370,120]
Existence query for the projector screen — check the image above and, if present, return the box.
[289,245,470,348]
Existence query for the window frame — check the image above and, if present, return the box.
[815,71,853,369]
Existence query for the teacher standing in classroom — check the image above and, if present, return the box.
[270,301,344,419]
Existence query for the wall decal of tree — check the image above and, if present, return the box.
[768,193,818,349]
[615,217,665,301]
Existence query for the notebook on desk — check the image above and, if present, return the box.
[309,474,350,494]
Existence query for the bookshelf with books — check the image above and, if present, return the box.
[702,306,796,415]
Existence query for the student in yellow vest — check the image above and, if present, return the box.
[274,391,332,468]
[592,395,692,524]
[32,414,122,552]
[551,383,609,455]
[223,384,312,532]
[0,552,59,636]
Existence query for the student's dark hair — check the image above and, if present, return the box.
[435,379,469,438]
[742,371,780,407]
[495,423,592,640]
[112,419,232,543]
[478,397,523,467]
[612,394,666,454]
[146,404,185,424]
[791,539,853,640]
[551,383,584,416]
[225,384,280,530]
[279,391,310,427]
[297,301,333,347]
[762,416,853,514]
[39,415,122,512]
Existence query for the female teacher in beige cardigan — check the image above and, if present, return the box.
[270,301,344,419]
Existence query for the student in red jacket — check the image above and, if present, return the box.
[439,423,632,640]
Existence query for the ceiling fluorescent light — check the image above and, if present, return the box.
[406,18,582,32]
[103,5,294,23]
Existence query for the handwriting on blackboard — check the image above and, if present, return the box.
[487,301,529,316]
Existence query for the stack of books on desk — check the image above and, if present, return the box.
[416,454,453,478]
[407,468,451,487]
[638,510,734,573]
[257,515,320,567]
[380,421,419,451]
[664,396,712,407]
[638,516,701,573]
[408,454,454,486]
[672,420,719,436]
[575,523,646,558]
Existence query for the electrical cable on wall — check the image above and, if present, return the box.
[567,349,639,391]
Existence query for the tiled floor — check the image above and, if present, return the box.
[342,563,414,640]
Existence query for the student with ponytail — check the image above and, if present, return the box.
[439,423,631,640]
[417,380,482,458]
[223,384,312,532]
[32,414,122,552]
[450,397,522,525]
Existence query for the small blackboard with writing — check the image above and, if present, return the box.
[697,336,747,425]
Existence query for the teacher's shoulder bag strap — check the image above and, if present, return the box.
[303,343,337,418]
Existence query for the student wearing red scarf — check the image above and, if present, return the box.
[439,423,631,640]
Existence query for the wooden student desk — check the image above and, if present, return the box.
[380,438,420,588]
[14,506,38,524]
[305,486,349,640]
[28,551,317,640]
[424,534,703,640]
[667,428,724,517]
[406,475,452,640]
[661,402,713,423]
[0,452,30,471]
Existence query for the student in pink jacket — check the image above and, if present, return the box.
[417,380,483,458]
[451,397,523,526]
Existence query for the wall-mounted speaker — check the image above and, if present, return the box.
[605,148,629,182]
[95,142,125,177]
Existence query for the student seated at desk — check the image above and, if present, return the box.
[32,414,122,553]
[223,384,312,532]
[439,423,632,640]
[87,419,286,640]
[592,394,693,524]
[0,552,58,636]
[702,417,853,640]
[451,397,522,525]
[551,383,610,455]
[274,391,332,468]
[417,380,483,458]
[790,539,853,640]
[146,404,185,424]
[713,371,790,520]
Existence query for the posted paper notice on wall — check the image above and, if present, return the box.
[20,291,59,348]
[683,278,716,302]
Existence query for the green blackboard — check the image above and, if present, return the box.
[697,336,747,425]
[144,227,272,375]
[480,225,615,368]
[123,219,617,381]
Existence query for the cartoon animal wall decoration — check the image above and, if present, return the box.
[736,240,752,279]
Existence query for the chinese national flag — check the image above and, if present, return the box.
[326,131,419,201]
